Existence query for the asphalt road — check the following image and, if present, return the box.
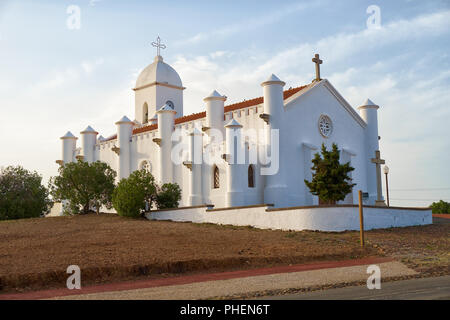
[259,276,450,300]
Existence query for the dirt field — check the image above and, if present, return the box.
[365,219,450,275]
[0,214,373,292]
[0,214,448,293]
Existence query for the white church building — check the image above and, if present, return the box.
[59,44,386,210]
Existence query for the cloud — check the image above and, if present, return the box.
[175,1,321,46]
[29,58,104,92]
[81,58,104,74]
[173,9,450,108]
[89,0,103,7]
[0,56,122,184]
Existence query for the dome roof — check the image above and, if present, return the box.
[135,55,182,89]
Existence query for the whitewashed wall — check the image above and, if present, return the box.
[147,205,432,232]
[278,82,368,207]
[93,103,267,209]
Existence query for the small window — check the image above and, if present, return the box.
[213,165,220,189]
[248,165,255,188]
[143,102,149,124]
[165,100,174,109]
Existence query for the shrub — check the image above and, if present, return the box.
[112,178,145,218]
[430,200,450,214]
[49,161,116,214]
[156,183,182,210]
[112,169,157,218]
[0,166,51,220]
[304,143,355,204]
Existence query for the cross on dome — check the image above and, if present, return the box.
[151,36,166,56]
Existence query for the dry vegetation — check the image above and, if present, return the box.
[365,219,450,275]
[0,214,447,293]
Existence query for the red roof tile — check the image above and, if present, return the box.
[174,111,206,125]
[133,123,157,134]
[104,84,307,141]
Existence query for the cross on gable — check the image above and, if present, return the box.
[312,53,323,82]
[151,36,166,56]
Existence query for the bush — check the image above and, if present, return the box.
[112,170,157,218]
[304,143,355,204]
[0,166,51,220]
[112,178,145,218]
[430,200,450,214]
[156,183,182,210]
[49,161,116,214]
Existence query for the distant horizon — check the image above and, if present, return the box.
[0,0,449,207]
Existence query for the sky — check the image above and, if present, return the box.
[0,0,449,207]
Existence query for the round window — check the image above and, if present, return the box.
[318,115,333,138]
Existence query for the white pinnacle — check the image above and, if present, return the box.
[363,98,377,106]
[61,131,76,139]
[225,118,243,128]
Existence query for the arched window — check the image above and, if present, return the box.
[248,165,255,188]
[213,165,220,189]
[143,102,149,124]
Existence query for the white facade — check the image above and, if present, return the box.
[59,53,385,209]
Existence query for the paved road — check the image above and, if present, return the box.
[260,276,450,300]
[46,260,414,300]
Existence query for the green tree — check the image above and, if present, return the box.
[430,200,450,214]
[156,183,182,209]
[0,166,51,220]
[49,161,116,214]
[304,143,356,205]
[112,169,157,218]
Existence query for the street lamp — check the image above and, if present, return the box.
[383,165,390,207]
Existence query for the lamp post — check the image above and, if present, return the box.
[383,165,390,207]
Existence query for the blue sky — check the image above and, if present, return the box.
[0,0,449,206]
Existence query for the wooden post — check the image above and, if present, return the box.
[358,190,365,247]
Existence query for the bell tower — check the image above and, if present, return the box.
[133,37,184,124]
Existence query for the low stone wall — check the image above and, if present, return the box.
[47,202,62,217]
[46,202,117,216]
[146,204,432,232]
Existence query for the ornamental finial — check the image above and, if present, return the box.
[151,36,166,56]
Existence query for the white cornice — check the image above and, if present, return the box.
[284,80,367,129]
[133,81,186,91]
[321,80,367,128]
[342,148,357,156]
[301,142,319,150]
